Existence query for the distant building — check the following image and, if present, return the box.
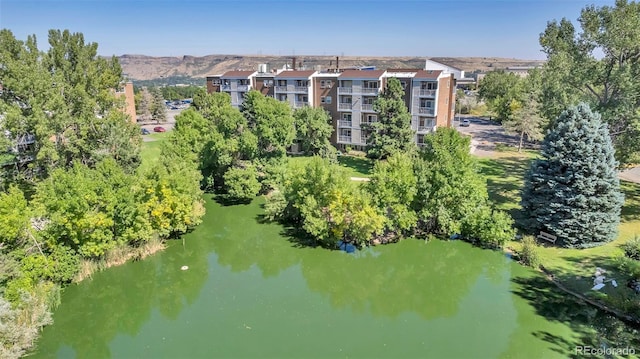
[206,65,456,150]
[505,66,539,77]
[115,82,137,123]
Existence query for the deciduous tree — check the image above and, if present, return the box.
[292,106,336,159]
[538,0,640,165]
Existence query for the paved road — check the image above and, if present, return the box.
[454,116,538,157]
[455,116,640,184]
[140,109,182,141]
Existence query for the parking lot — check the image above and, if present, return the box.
[140,109,182,141]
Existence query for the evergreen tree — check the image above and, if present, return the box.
[149,87,166,123]
[521,103,624,248]
[366,77,415,159]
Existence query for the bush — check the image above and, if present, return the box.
[519,236,541,268]
[621,236,640,260]
[223,165,261,202]
[460,206,515,249]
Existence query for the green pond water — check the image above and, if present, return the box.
[32,198,629,358]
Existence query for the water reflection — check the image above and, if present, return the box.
[34,199,635,359]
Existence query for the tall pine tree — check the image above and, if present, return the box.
[521,103,624,248]
[366,77,415,159]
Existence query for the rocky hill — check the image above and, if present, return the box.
[118,54,545,81]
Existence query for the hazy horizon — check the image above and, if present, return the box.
[1,0,615,60]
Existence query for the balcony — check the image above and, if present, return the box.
[418,107,435,115]
[338,135,351,143]
[221,85,231,91]
[417,125,437,133]
[361,88,379,95]
[419,89,436,97]
[16,134,36,145]
[338,103,353,110]
[337,120,352,128]
[294,86,309,93]
[338,87,353,94]
[361,104,374,112]
[237,85,249,91]
[294,101,308,108]
[274,86,288,92]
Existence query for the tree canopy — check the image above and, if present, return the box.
[538,0,640,165]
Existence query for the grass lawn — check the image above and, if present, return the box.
[139,132,170,170]
[478,149,640,310]
[288,155,374,178]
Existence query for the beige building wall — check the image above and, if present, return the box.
[116,82,137,123]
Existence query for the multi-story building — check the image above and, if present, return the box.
[273,70,316,109]
[206,71,257,108]
[115,82,137,123]
[333,70,385,151]
[206,66,456,149]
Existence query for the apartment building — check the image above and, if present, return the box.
[115,82,136,123]
[206,71,257,108]
[334,70,385,150]
[206,67,456,149]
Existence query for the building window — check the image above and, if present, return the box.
[420,100,434,108]
[363,81,378,89]
[400,81,407,88]
[363,114,377,124]
[321,96,332,104]
[421,82,437,90]
[263,80,273,87]
[277,80,287,86]
[321,80,333,89]
[211,79,221,85]
[342,113,352,121]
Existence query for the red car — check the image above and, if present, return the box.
[153,126,166,133]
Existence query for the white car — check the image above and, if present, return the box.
[460,119,471,127]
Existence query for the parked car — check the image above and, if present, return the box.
[153,126,166,133]
[460,119,471,127]
[141,128,150,135]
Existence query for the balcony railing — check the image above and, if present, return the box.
[338,87,353,94]
[337,120,352,128]
[294,86,309,93]
[294,101,308,108]
[338,135,351,143]
[361,104,374,112]
[418,107,435,115]
[16,134,36,145]
[417,125,436,132]
[419,89,436,97]
[237,85,249,91]
[274,86,288,92]
[338,103,353,110]
[361,88,379,95]
[221,85,231,91]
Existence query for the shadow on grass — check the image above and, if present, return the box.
[212,195,253,206]
[337,156,373,176]
[620,181,640,223]
[512,275,640,357]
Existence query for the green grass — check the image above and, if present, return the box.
[478,149,640,314]
[288,155,374,178]
[139,132,170,171]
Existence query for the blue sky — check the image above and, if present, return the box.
[0,0,614,59]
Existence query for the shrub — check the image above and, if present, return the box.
[519,236,541,268]
[621,236,640,261]
[460,206,515,249]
